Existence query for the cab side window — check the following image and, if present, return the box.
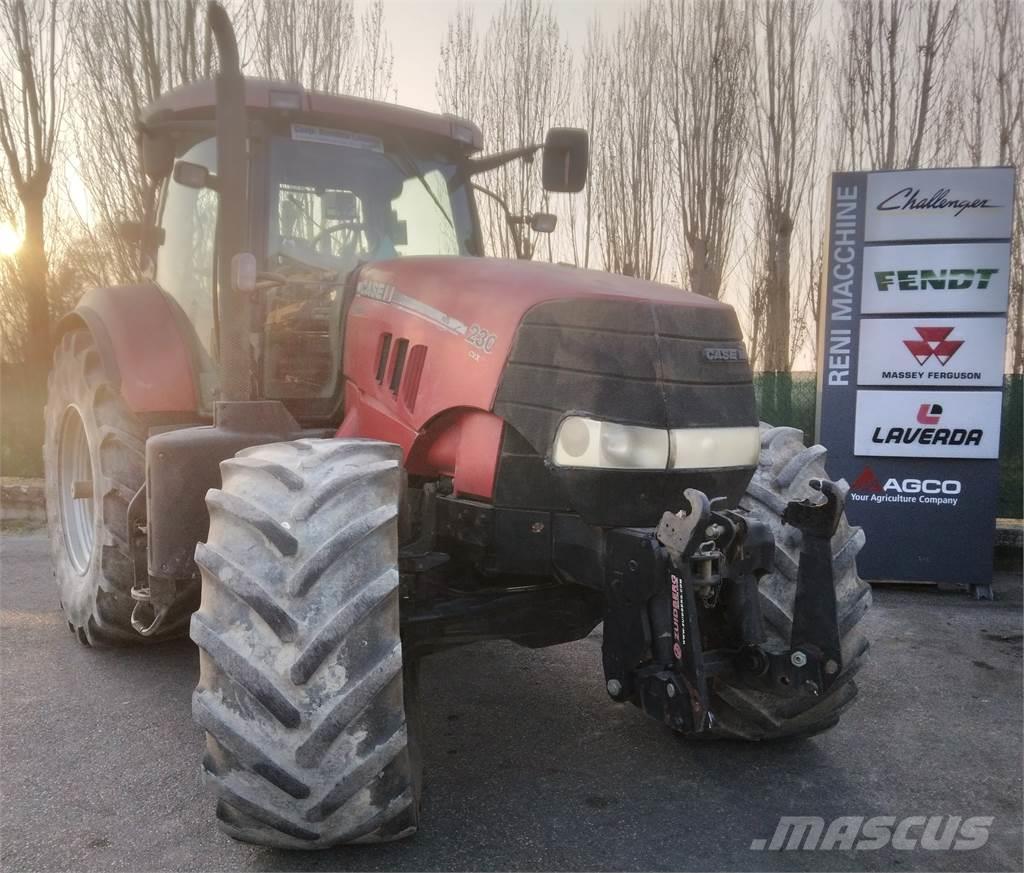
[156,138,218,359]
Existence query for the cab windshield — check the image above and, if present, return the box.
[267,131,475,275]
[261,131,475,405]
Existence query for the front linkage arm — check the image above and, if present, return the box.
[601,481,846,735]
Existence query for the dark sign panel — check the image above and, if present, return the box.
[816,167,1015,585]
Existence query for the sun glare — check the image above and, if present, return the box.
[0,223,22,257]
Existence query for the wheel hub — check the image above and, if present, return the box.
[58,406,96,575]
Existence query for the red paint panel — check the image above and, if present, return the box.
[71,284,197,415]
[337,256,733,497]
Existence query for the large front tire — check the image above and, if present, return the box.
[192,438,420,849]
[706,424,871,740]
[43,328,193,645]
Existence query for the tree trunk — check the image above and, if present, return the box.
[19,192,50,375]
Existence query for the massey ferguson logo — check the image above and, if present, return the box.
[903,327,963,366]
[876,186,1000,217]
[870,403,984,447]
[850,467,962,507]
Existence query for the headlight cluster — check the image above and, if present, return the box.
[552,417,760,471]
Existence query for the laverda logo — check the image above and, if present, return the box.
[877,186,1001,217]
[874,268,999,292]
[903,327,962,366]
[870,403,984,447]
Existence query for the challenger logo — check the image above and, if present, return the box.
[876,186,1000,216]
[870,403,983,447]
[903,327,963,367]
[874,268,999,292]
[850,466,962,507]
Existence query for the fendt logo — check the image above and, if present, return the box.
[903,328,963,367]
[850,467,962,507]
[874,267,999,292]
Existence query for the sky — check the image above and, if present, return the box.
[379,0,636,112]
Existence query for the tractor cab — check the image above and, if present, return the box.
[136,78,586,418]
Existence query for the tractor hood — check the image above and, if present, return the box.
[346,256,758,525]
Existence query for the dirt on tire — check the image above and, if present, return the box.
[192,437,420,848]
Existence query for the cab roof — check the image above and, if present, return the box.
[140,77,483,152]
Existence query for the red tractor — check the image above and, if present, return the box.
[44,2,869,849]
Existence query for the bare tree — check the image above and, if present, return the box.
[470,0,572,259]
[833,0,961,170]
[594,2,669,279]
[663,0,749,298]
[564,19,606,269]
[436,3,481,122]
[247,0,355,91]
[353,0,394,102]
[72,0,211,283]
[746,0,821,372]
[0,0,72,372]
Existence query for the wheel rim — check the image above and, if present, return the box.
[58,406,96,575]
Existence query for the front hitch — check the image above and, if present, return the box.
[601,481,848,735]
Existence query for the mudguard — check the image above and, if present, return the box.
[54,283,198,417]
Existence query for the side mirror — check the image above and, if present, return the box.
[173,160,217,190]
[542,127,588,193]
[530,212,557,233]
[141,132,175,180]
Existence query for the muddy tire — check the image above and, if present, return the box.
[706,424,871,740]
[43,328,193,646]
[192,438,420,849]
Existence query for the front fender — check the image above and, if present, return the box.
[54,283,198,417]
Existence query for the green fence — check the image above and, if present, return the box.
[753,372,1023,519]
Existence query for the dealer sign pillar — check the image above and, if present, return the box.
[816,166,1016,590]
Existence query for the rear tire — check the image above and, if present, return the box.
[192,438,420,849]
[43,328,193,646]
[705,424,871,740]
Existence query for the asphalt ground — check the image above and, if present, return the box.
[1,530,1021,873]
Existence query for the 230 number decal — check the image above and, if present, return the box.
[466,324,497,354]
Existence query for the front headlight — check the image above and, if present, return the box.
[552,417,669,469]
[552,417,760,471]
[668,426,760,470]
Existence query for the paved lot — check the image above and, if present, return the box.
[1,530,1021,872]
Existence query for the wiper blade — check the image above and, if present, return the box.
[387,141,455,230]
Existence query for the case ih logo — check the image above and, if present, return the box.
[903,327,963,367]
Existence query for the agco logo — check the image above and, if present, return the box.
[903,327,963,367]
[874,268,999,292]
[869,403,984,448]
[850,467,962,507]
[851,467,962,496]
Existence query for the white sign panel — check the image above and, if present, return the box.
[865,167,1015,242]
[857,317,1007,387]
[854,390,1002,459]
[861,242,1011,314]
